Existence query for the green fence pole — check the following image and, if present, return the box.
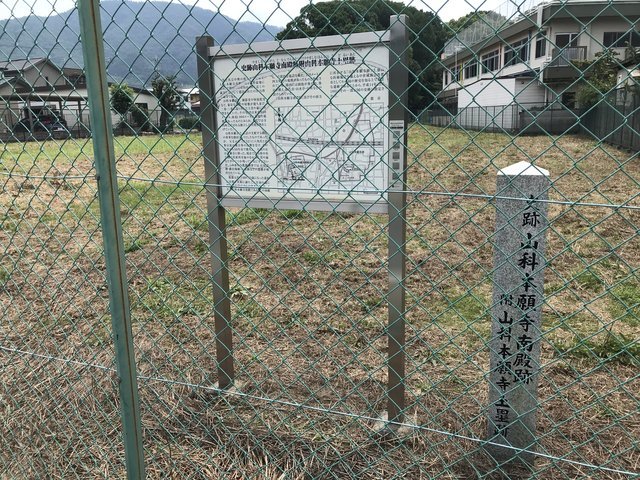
[77,1,146,478]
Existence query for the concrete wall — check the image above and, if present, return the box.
[458,78,516,108]
[514,78,547,105]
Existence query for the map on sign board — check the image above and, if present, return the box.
[212,42,390,209]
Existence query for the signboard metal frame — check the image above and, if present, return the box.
[197,14,409,426]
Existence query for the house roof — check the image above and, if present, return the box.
[0,75,31,90]
[0,58,48,73]
[0,57,189,100]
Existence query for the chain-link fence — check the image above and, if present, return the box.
[1,0,639,478]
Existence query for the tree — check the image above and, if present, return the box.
[625,43,640,69]
[109,82,134,116]
[575,49,620,108]
[446,10,496,35]
[151,73,181,131]
[276,0,447,114]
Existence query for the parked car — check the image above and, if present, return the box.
[13,107,69,135]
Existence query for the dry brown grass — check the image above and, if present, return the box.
[1,128,638,478]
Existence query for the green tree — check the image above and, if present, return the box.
[625,43,640,68]
[151,73,181,131]
[130,105,152,131]
[446,10,496,35]
[276,0,447,114]
[575,49,620,108]
[109,82,134,116]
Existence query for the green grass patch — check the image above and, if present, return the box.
[573,269,605,292]
[608,280,640,326]
[299,247,347,266]
[113,133,202,157]
[118,182,201,225]
[545,280,564,296]
[302,250,322,264]
[543,312,599,335]
[555,333,640,366]
[0,266,11,284]
[235,298,263,320]
[279,209,305,220]
[192,238,209,255]
[124,238,146,254]
[134,277,212,319]
[361,295,383,314]
[0,137,91,165]
[69,180,201,223]
[0,213,19,232]
[184,212,209,232]
[449,292,488,324]
[227,208,269,226]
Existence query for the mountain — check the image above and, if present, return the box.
[0,0,281,87]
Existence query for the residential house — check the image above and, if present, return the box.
[0,58,162,135]
[437,0,640,133]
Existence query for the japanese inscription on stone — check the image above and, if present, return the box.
[487,161,550,465]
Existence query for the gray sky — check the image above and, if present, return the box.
[0,0,510,25]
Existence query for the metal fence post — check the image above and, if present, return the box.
[386,14,409,427]
[77,1,145,478]
[196,36,234,389]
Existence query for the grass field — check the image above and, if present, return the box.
[1,126,639,478]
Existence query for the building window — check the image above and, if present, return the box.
[504,38,530,67]
[535,32,547,58]
[451,65,461,82]
[481,49,500,73]
[603,31,640,48]
[70,75,87,87]
[555,33,579,48]
[464,60,478,79]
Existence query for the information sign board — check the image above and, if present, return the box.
[196,15,409,427]
[207,32,394,212]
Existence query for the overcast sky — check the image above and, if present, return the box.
[0,0,511,26]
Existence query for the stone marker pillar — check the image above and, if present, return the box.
[487,161,550,465]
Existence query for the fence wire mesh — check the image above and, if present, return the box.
[1,0,639,478]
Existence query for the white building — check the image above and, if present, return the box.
[437,0,640,132]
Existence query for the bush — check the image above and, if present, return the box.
[178,116,201,131]
[130,106,153,132]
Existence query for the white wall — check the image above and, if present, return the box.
[458,78,516,108]
[546,17,635,60]
[514,78,546,106]
[22,62,67,88]
[587,18,638,58]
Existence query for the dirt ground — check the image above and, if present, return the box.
[0,127,638,478]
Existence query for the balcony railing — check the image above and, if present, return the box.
[548,46,587,67]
